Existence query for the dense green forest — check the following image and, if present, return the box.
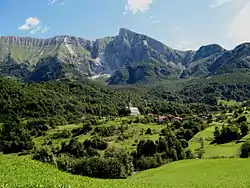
[1,72,250,122]
[0,73,250,179]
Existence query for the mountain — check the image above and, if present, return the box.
[0,28,250,84]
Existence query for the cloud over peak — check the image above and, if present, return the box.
[18,17,49,34]
[124,0,153,14]
[18,17,40,30]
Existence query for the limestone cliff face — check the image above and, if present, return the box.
[0,29,249,83]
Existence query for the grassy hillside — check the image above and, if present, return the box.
[188,125,242,157]
[33,117,166,152]
[188,102,250,158]
[1,155,250,188]
[0,77,249,187]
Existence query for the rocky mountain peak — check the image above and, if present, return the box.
[118,28,135,37]
[0,28,250,83]
[193,44,226,61]
[233,43,250,54]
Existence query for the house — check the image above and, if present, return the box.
[154,114,184,123]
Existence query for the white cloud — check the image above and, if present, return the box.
[18,17,40,31]
[210,0,234,8]
[124,0,153,14]
[48,0,57,4]
[228,1,250,44]
[48,0,65,5]
[18,17,49,34]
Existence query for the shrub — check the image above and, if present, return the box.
[59,138,86,158]
[213,125,241,144]
[56,153,76,172]
[85,147,100,157]
[104,147,134,175]
[135,155,163,171]
[0,121,35,154]
[240,140,250,158]
[180,139,189,148]
[93,126,117,137]
[145,128,152,135]
[84,138,108,150]
[237,116,248,124]
[240,124,249,137]
[33,147,57,166]
[185,149,194,159]
[27,119,49,130]
[137,140,157,157]
[71,125,92,137]
[197,148,205,159]
[53,130,72,139]
[72,157,131,179]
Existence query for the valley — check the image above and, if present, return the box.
[2,1,250,187]
[0,29,250,188]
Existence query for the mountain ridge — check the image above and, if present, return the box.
[0,28,250,84]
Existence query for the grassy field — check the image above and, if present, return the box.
[188,124,242,157]
[188,101,250,158]
[2,100,250,187]
[33,118,166,152]
[1,155,250,188]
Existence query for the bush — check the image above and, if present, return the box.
[56,153,75,172]
[85,147,100,157]
[237,116,248,124]
[197,148,205,159]
[135,155,163,171]
[48,116,67,128]
[185,150,194,159]
[71,125,92,137]
[180,139,189,148]
[72,157,131,179]
[59,138,86,158]
[137,140,157,157]
[240,140,250,158]
[93,126,117,137]
[84,138,108,150]
[240,124,249,137]
[213,125,241,144]
[27,118,49,136]
[145,128,152,135]
[53,130,72,139]
[33,147,57,166]
[104,147,134,175]
[0,121,35,154]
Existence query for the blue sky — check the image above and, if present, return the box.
[1,0,249,50]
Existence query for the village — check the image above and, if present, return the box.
[126,100,184,123]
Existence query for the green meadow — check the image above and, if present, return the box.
[1,155,250,188]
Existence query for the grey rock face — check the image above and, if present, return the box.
[0,29,249,83]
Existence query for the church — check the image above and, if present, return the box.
[126,101,141,116]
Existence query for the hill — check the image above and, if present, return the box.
[0,29,250,83]
[1,155,250,188]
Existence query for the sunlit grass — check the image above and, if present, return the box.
[1,155,250,188]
